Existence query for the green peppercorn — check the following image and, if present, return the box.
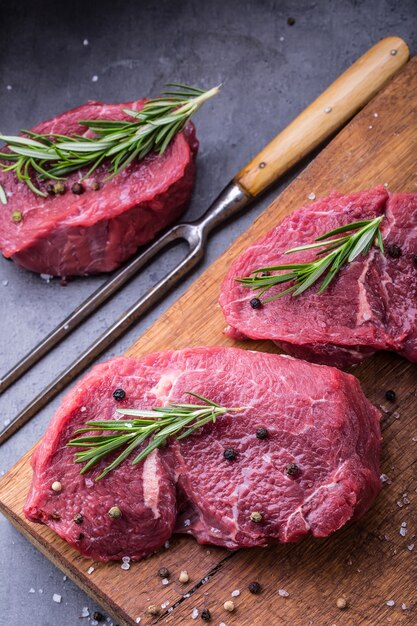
[11,211,23,222]
[53,182,66,195]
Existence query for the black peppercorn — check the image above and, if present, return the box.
[250,298,262,309]
[71,182,84,194]
[286,462,299,476]
[414,253,417,265]
[201,609,211,622]
[248,581,262,594]
[77,532,84,540]
[287,16,296,25]
[51,512,61,520]
[73,513,84,524]
[113,388,126,401]
[158,567,170,578]
[385,389,396,402]
[223,447,237,461]
[256,427,269,440]
[93,612,104,622]
[46,183,55,195]
[387,244,402,258]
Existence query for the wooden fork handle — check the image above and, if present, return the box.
[235,36,409,197]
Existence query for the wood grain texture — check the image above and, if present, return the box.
[1,57,417,626]
[236,36,409,196]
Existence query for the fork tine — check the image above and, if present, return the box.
[0,238,204,445]
[0,223,185,395]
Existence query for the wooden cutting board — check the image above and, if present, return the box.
[1,58,416,626]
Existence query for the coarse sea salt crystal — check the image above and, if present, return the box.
[386,599,395,607]
[308,192,316,200]
[121,562,130,570]
[29,588,35,594]
[231,589,240,597]
[81,607,90,617]
[91,621,99,626]
[380,473,391,484]
[53,593,62,603]
[374,112,379,117]
[6,85,12,91]
[2,280,8,286]
[278,588,289,597]
[80,406,87,413]
[161,600,169,609]
[219,623,227,626]
[87,566,95,575]
[135,618,141,624]
[191,608,199,619]
[92,75,98,82]
[164,540,170,549]
[401,603,407,610]
[162,577,169,585]
[184,518,191,527]
[40,273,53,282]
[122,556,130,563]
[83,39,89,46]
[407,543,414,551]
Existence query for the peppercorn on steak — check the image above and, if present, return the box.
[24,347,381,561]
[0,100,198,277]
[220,187,417,368]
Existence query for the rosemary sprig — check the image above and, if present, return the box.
[0,83,220,197]
[67,392,244,480]
[236,216,384,302]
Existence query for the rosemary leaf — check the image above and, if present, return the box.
[237,216,384,301]
[0,83,220,196]
[68,392,244,480]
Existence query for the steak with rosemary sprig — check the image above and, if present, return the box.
[0,100,197,277]
[220,187,417,368]
[24,347,381,561]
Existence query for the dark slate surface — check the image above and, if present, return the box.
[0,1,416,623]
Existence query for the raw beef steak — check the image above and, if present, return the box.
[0,100,197,277]
[220,187,417,368]
[24,347,381,561]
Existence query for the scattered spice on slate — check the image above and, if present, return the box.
[287,17,296,25]
[93,612,104,622]
[179,570,190,583]
[385,389,396,402]
[250,511,262,523]
[71,182,84,194]
[256,427,268,440]
[248,581,262,594]
[112,388,126,401]
[223,600,235,612]
[108,506,122,518]
[387,244,402,258]
[158,567,170,578]
[73,513,84,524]
[223,448,237,461]
[201,608,212,621]
[53,182,66,195]
[250,297,262,309]
[336,597,348,610]
[286,462,299,476]
[147,605,160,616]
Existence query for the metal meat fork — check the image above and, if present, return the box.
[0,37,408,444]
